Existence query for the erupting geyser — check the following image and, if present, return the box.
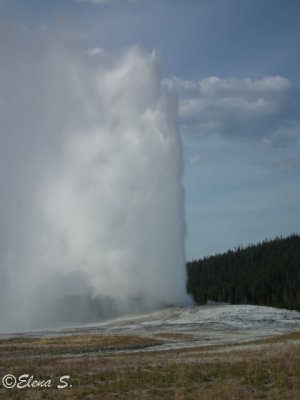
[0,25,190,332]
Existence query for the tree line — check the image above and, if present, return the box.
[186,234,300,311]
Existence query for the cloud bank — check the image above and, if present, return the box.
[0,24,190,332]
[164,76,300,146]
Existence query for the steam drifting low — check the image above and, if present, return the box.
[0,25,190,332]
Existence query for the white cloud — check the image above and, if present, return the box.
[87,47,105,56]
[163,76,300,146]
[189,154,202,165]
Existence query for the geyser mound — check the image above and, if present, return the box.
[0,26,190,332]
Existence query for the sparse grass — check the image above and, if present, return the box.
[0,332,299,399]
[153,332,196,341]
[250,331,300,344]
[0,334,161,357]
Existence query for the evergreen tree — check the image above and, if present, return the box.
[186,234,300,311]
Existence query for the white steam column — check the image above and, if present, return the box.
[43,48,190,309]
[0,26,190,331]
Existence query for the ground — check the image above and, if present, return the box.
[0,331,299,399]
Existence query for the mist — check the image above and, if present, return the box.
[0,23,190,332]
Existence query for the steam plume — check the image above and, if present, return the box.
[0,25,190,332]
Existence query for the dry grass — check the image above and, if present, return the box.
[153,332,196,341]
[0,334,161,358]
[0,332,299,399]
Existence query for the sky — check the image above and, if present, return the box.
[1,0,300,260]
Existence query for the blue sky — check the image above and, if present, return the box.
[2,0,300,259]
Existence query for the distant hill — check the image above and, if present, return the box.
[186,234,300,311]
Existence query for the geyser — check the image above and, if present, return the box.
[0,25,190,332]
